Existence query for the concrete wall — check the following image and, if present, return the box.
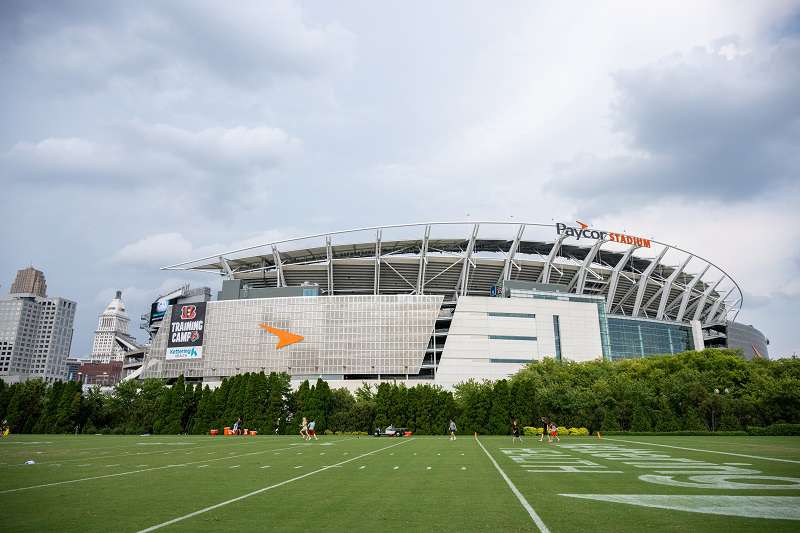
[435,295,603,388]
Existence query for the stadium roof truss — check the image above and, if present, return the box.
[163,222,742,326]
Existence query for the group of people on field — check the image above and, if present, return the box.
[299,417,318,440]
[511,417,559,443]
[292,415,560,442]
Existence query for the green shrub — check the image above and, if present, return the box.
[602,430,748,436]
[746,424,800,436]
[523,426,544,436]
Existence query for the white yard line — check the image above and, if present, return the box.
[0,438,359,494]
[1,445,291,494]
[137,439,412,533]
[476,437,550,533]
[603,438,800,464]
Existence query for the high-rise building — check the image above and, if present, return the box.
[91,291,137,363]
[10,267,47,297]
[0,270,76,383]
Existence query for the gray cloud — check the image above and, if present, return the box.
[549,36,800,205]
[1,0,354,90]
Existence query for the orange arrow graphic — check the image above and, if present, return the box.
[258,324,304,349]
[576,220,589,229]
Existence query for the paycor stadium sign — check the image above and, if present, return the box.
[556,221,651,248]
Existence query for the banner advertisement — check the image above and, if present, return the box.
[166,302,206,360]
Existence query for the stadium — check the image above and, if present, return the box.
[137,221,769,388]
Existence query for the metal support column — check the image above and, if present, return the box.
[632,246,669,317]
[417,225,431,295]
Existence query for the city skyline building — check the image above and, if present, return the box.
[9,266,47,297]
[0,268,75,383]
[91,290,137,363]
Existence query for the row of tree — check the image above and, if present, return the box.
[1,349,798,435]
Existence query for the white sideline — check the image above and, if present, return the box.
[475,437,550,533]
[604,438,800,464]
[0,442,332,494]
[137,439,412,532]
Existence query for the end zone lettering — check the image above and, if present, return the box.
[556,222,651,248]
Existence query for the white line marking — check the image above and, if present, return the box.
[320,452,325,455]
[724,462,752,466]
[359,465,366,470]
[77,464,91,467]
[106,464,120,467]
[427,466,432,470]
[393,466,399,470]
[461,466,467,470]
[198,465,209,468]
[0,445,297,494]
[604,438,800,464]
[260,465,271,469]
[560,494,800,520]
[137,439,412,532]
[476,437,550,533]
[229,465,240,469]
[136,465,148,467]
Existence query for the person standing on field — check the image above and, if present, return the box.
[511,419,522,444]
[549,422,560,443]
[539,417,551,443]
[448,419,457,441]
[300,417,310,440]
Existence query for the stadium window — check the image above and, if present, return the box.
[553,315,562,361]
[488,335,537,341]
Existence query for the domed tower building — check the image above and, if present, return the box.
[91,290,137,363]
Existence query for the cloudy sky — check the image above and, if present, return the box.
[1,1,799,358]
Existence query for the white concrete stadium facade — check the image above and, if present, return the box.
[136,222,764,389]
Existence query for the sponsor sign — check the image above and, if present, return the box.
[166,302,206,360]
[556,221,651,248]
[149,298,170,325]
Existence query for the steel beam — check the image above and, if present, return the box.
[675,264,710,321]
[691,276,724,322]
[539,235,567,284]
[271,245,285,287]
[374,229,382,295]
[417,225,431,295]
[218,256,234,279]
[654,255,692,320]
[704,286,733,325]
[326,236,334,296]
[500,224,525,284]
[457,224,479,296]
[605,245,638,313]
[568,238,606,294]
[632,246,669,317]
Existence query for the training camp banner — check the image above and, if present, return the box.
[166,302,206,360]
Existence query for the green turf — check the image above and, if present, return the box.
[1,434,799,532]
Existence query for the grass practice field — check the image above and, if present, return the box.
[1,434,799,532]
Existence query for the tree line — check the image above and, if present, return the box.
[1,349,798,435]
